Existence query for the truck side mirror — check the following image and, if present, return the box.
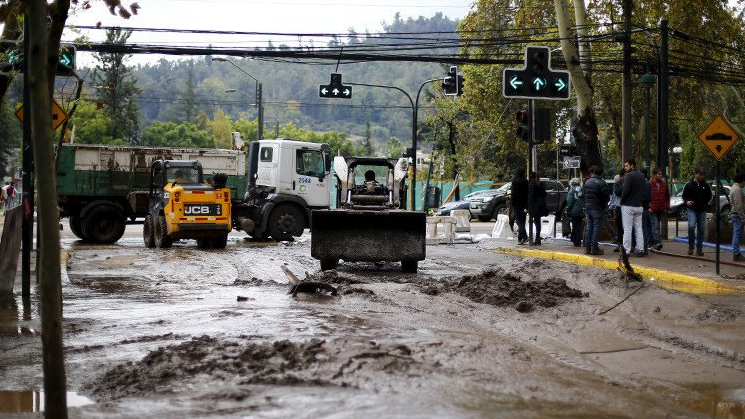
[324,153,332,174]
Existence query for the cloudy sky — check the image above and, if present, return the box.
[64,0,474,65]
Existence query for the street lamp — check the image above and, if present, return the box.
[213,57,264,141]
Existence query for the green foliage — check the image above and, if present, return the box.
[0,100,21,178]
[92,27,142,145]
[68,100,118,145]
[140,121,215,148]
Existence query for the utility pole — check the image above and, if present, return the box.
[658,19,670,239]
[213,58,264,141]
[621,0,632,161]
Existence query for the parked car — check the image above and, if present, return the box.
[668,184,731,221]
[436,189,493,218]
[470,179,568,222]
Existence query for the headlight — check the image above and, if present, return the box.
[483,196,494,202]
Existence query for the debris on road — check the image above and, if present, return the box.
[281,265,338,297]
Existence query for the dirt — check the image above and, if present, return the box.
[2,230,745,418]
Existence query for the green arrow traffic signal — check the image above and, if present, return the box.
[532,77,546,91]
[554,78,567,91]
[509,76,523,89]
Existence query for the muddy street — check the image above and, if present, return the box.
[1,225,744,418]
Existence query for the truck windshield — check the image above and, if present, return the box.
[167,167,201,184]
[296,150,325,178]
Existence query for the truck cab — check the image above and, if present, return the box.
[236,138,332,241]
[143,160,232,249]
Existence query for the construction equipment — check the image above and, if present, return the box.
[311,156,426,272]
[142,159,232,249]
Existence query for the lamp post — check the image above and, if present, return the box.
[213,57,263,141]
[640,72,655,169]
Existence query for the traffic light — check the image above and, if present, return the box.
[57,45,77,76]
[534,107,551,143]
[457,73,465,96]
[443,66,458,96]
[502,46,571,100]
[516,110,530,141]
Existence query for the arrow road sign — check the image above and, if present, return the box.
[319,72,352,99]
[697,114,739,161]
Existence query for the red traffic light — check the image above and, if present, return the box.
[516,110,529,122]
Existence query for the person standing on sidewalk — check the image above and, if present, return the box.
[681,168,712,256]
[511,169,530,245]
[611,169,625,252]
[529,172,548,246]
[621,159,647,257]
[640,169,652,253]
[649,168,670,250]
[583,165,609,255]
[729,173,744,261]
[566,177,585,247]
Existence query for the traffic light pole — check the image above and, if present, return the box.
[21,16,33,298]
[528,99,535,246]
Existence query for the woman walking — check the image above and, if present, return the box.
[565,177,585,247]
[529,172,548,245]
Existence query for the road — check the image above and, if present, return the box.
[0,220,743,417]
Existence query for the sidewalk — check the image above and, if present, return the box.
[487,230,745,295]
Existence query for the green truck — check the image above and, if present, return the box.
[56,144,246,243]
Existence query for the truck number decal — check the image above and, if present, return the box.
[185,205,222,215]
[298,177,312,184]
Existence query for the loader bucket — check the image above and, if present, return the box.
[311,209,426,268]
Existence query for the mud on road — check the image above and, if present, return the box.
[1,233,745,418]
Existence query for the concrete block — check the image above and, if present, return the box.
[491,214,513,239]
[451,209,471,232]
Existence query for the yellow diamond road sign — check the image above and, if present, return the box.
[698,115,739,161]
[14,100,69,131]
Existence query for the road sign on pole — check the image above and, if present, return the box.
[503,46,571,100]
[697,115,739,161]
[15,100,69,131]
[319,73,352,99]
[563,156,581,169]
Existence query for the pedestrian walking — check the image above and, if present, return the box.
[2,182,16,214]
[529,172,548,246]
[641,168,652,253]
[611,169,625,252]
[511,169,530,245]
[729,172,744,262]
[583,165,610,255]
[620,159,647,257]
[648,168,670,250]
[681,168,712,256]
[565,177,585,247]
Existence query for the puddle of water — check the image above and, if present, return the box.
[0,391,93,413]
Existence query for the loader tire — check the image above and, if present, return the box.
[154,215,173,249]
[81,205,126,244]
[268,205,304,241]
[211,234,228,249]
[143,215,156,248]
[320,259,338,271]
[401,260,418,273]
[69,214,85,240]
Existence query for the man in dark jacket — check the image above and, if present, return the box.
[583,165,610,255]
[511,169,530,245]
[611,169,625,251]
[681,168,712,256]
[621,158,646,256]
[649,168,670,250]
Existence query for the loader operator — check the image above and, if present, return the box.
[363,170,384,195]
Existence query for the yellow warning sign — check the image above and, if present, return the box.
[697,115,739,161]
[14,100,69,131]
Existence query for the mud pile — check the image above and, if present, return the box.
[86,335,424,400]
[450,268,586,313]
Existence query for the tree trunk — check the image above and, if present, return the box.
[0,11,21,100]
[28,0,68,417]
[554,0,602,176]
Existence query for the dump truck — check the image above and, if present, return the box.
[57,144,246,244]
[57,139,333,243]
[141,160,232,249]
[310,156,426,272]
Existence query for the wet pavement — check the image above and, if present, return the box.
[0,219,743,417]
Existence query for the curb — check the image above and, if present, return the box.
[495,247,745,295]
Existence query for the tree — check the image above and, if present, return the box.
[140,121,214,148]
[92,27,142,144]
[385,137,405,159]
[176,61,198,122]
[209,109,233,149]
[67,100,118,145]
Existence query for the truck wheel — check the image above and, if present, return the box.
[69,214,86,240]
[211,234,228,249]
[143,215,156,248]
[320,259,338,271]
[154,215,173,248]
[401,260,418,273]
[268,205,304,241]
[81,205,126,244]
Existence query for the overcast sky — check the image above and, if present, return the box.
[64,0,474,66]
